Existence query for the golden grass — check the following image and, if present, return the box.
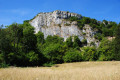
[0,61,120,80]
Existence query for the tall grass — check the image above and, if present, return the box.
[0,61,120,80]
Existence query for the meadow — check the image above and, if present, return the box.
[0,61,120,80]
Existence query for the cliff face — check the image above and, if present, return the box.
[29,10,99,46]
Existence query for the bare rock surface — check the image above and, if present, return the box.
[29,10,99,46]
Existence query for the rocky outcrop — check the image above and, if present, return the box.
[30,10,82,33]
[29,10,99,46]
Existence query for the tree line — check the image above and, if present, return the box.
[0,20,120,67]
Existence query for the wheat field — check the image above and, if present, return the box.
[0,61,120,80]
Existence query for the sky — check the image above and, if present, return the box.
[0,0,120,26]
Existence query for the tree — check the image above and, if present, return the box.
[6,23,23,51]
[22,22,37,53]
[66,36,73,47]
[81,47,97,61]
[36,31,44,45]
[26,51,39,66]
[97,38,114,61]
[82,17,91,24]
[73,36,82,48]
[43,43,64,63]
[63,49,82,62]
[0,25,11,65]
[45,35,63,44]
[113,24,120,60]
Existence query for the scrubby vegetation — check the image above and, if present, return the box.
[0,17,120,67]
[67,16,117,39]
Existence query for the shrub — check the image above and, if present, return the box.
[0,62,9,68]
[63,49,82,62]
[81,39,87,45]
[73,36,82,48]
[68,16,79,21]
[43,62,54,67]
[94,33,103,41]
[45,35,64,44]
[97,38,114,61]
[81,47,97,61]
[66,36,73,47]
[43,43,64,63]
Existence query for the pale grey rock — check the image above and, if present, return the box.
[29,10,99,47]
[82,24,100,46]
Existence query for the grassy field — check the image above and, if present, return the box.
[0,61,120,80]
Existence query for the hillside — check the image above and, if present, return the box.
[0,10,120,67]
[29,10,117,47]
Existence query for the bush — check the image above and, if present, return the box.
[94,33,103,41]
[63,49,82,62]
[45,35,64,44]
[43,43,64,63]
[81,47,97,61]
[43,62,54,67]
[0,53,9,68]
[66,36,73,47]
[81,39,87,45]
[97,38,114,61]
[27,51,39,63]
[73,36,82,48]
[68,16,79,21]
[36,31,44,44]
[0,62,9,68]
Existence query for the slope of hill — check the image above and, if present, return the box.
[29,10,116,47]
[0,10,119,67]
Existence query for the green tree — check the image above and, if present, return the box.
[45,35,63,44]
[26,51,39,66]
[66,36,73,47]
[113,24,120,60]
[36,31,44,44]
[81,47,97,61]
[0,25,11,65]
[73,36,82,48]
[82,17,91,24]
[97,38,114,61]
[63,49,82,62]
[22,22,37,53]
[6,23,23,51]
[43,43,64,63]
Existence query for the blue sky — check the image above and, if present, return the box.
[0,0,120,26]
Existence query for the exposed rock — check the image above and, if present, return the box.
[29,10,99,46]
[82,24,99,46]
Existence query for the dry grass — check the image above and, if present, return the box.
[0,61,120,80]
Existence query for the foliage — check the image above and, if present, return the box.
[22,22,37,53]
[81,47,97,61]
[36,31,44,44]
[97,38,114,61]
[73,36,82,48]
[66,36,73,47]
[45,35,64,44]
[43,62,54,67]
[0,15,119,67]
[113,24,120,60]
[68,16,79,21]
[63,49,82,62]
[43,43,64,63]
[81,39,87,45]
[94,33,103,41]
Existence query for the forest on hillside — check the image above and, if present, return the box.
[0,17,120,67]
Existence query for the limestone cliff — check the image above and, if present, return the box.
[29,10,99,46]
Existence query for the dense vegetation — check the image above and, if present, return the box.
[0,17,120,67]
[67,17,117,40]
